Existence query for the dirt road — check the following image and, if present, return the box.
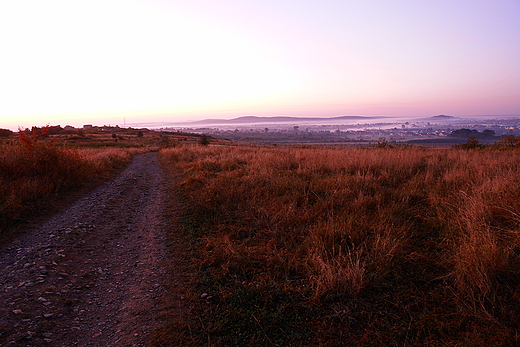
[0,152,173,346]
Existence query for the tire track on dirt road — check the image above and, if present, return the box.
[0,152,174,346]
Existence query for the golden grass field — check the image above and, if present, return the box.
[0,129,152,231]
[157,144,520,346]
[2,127,520,345]
[0,126,214,231]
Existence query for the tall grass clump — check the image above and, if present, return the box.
[159,145,520,346]
[0,128,141,232]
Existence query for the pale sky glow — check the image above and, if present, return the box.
[1,0,519,130]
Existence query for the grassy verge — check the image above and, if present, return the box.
[0,129,151,233]
[158,144,520,346]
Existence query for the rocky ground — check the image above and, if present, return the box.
[0,152,181,346]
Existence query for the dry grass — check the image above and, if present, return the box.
[0,130,149,232]
[159,144,520,346]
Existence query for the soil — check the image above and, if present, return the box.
[0,152,186,346]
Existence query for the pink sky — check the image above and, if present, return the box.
[1,0,519,130]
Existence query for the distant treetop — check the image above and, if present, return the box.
[449,128,495,138]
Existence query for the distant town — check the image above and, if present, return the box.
[2,115,520,147]
[154,114,520,147]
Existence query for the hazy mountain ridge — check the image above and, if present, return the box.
[123,114,519,130]
[184,115,376,125]
[428,115,456,119]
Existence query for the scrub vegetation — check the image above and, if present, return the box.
[157,144,520,346]
[0,125,216,233]
[0,127,150,233]
[2,124,520,345]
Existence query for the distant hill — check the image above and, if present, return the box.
[183,115,376,125]
[429,115,455,119]
[422,114,520,123]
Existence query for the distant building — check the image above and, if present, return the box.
[83,124,93,130]
[64,125,75,131]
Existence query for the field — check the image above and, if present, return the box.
[0,127,212,232]
[157,144,520,346]
[2,127,520,345]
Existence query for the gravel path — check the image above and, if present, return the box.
[0,152,171,346]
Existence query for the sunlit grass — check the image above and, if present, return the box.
[158,144,520,346]
[0,129,150,232]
